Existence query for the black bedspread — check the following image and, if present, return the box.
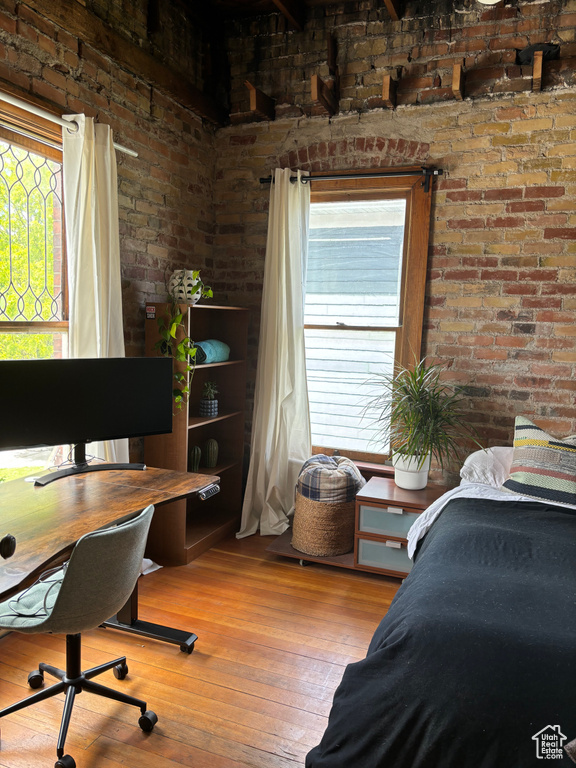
[306,498,576,768]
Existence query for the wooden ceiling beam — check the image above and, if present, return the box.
[452,62,465,100]
[245,80,275,120]
[532,50,544,91]
[382,74,397,108]
[23,0,226,124]
[311,74,337,115]
[271,0,306,30]
[383,0,402,21]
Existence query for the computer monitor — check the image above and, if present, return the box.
[0,357,173,485]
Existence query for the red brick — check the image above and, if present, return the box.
[544,228,576,239]
[525,186,564,198]
[484,188,523,201]
[506,200,545,213]
[447,218,485,229]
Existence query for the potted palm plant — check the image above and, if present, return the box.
[365,357,482,489]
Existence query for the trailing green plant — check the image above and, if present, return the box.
[154,272,213,408]
[364,357,483,470]
[201,381,219,400]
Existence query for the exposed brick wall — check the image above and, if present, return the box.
[215,0,576,476]
[3,0,575,478]
[0,0,217,361]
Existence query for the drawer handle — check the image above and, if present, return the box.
[385,540,402,549]
[386,506,404,515]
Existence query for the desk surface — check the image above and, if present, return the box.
[0,467,218,600]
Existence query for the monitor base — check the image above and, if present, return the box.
[34,462,146,487]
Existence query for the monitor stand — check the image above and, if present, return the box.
[34,443,146,487]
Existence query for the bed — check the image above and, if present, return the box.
[306,422,576,768]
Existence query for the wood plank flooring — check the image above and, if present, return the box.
[0,534,400,768]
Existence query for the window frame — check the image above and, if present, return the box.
[305,166,433,462]
[0,96,68,344]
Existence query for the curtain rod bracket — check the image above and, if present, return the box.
[260,166,444,190]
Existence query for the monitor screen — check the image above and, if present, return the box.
[0,357,173,451]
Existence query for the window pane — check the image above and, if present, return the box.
[0,141,64,322]
[305,198,406,327]
[305,328,394,454]
[0,332,68,360]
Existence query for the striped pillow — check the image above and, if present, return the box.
[502,416,576,505]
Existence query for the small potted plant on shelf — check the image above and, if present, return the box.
[199,381,219,418]
[365,357,483,490]
[154,271,213,409]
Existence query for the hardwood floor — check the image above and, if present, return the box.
[0,534,400,768]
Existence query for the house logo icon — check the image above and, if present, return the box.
[532,725,567,760]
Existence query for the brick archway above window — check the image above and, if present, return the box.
[278,137,430,173]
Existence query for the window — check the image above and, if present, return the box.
[0,106,68,480]
[304,168,432,462]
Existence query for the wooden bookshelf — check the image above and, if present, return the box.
[144,303,249,565]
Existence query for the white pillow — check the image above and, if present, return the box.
[460,447,514,488]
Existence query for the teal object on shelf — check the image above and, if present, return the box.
[194,339,230,364]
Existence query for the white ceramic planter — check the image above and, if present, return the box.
[392,454,431,490]
[168,269,202,305]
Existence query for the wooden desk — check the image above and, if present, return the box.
[0,466,219,652]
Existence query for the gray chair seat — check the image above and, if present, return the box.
[0,504,157,768]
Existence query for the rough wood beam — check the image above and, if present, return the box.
[245,81,275,120]
[311,74,337,116]
[532,50,544,91]
[271,0,305,30]
[383,0,402,21]
[452,62,465,100]
[24,0,226,124]
[327,34,337,76]
[382,75,397,108]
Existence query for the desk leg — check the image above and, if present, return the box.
[101,581,198,654]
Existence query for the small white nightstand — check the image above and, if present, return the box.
[355,477,448,578]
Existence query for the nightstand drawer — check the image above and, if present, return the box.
[356,537,413,574]
[358,504,420,538]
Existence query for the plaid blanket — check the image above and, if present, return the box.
[297,455,366,504]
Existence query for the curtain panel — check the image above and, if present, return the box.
[62,115,128,463]
[238,168,312,538]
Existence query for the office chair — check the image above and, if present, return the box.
[0,504,157,768]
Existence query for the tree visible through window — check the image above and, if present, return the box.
[0,138,66,359]
[304,169,433,462]
[0,121,67,481]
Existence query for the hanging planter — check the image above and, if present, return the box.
[168,269,210,305]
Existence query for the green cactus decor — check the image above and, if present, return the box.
[189,445,201,473]
[204,438,219,469]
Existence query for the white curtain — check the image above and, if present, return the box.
[62,114,128,463]
[237,168,312,538]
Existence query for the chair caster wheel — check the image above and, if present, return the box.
[138,710,158,732]
[113,662,128,680]
[55,754,76,768]
[180,642,194,654]
[28,670,44,689]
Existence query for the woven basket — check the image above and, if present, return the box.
[292,494,355,557]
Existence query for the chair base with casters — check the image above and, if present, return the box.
[0,632,157,768]
[0,505,158,768]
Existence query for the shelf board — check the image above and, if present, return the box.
[196,461,238,475]
[266,528,356,569]
[188,410,243,428]
[185,506,240,561]
[194,359,245,369]
[190,305,249,312]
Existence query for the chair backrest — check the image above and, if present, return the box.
[42,504,154,635]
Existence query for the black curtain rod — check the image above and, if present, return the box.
[259,167,443,192]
